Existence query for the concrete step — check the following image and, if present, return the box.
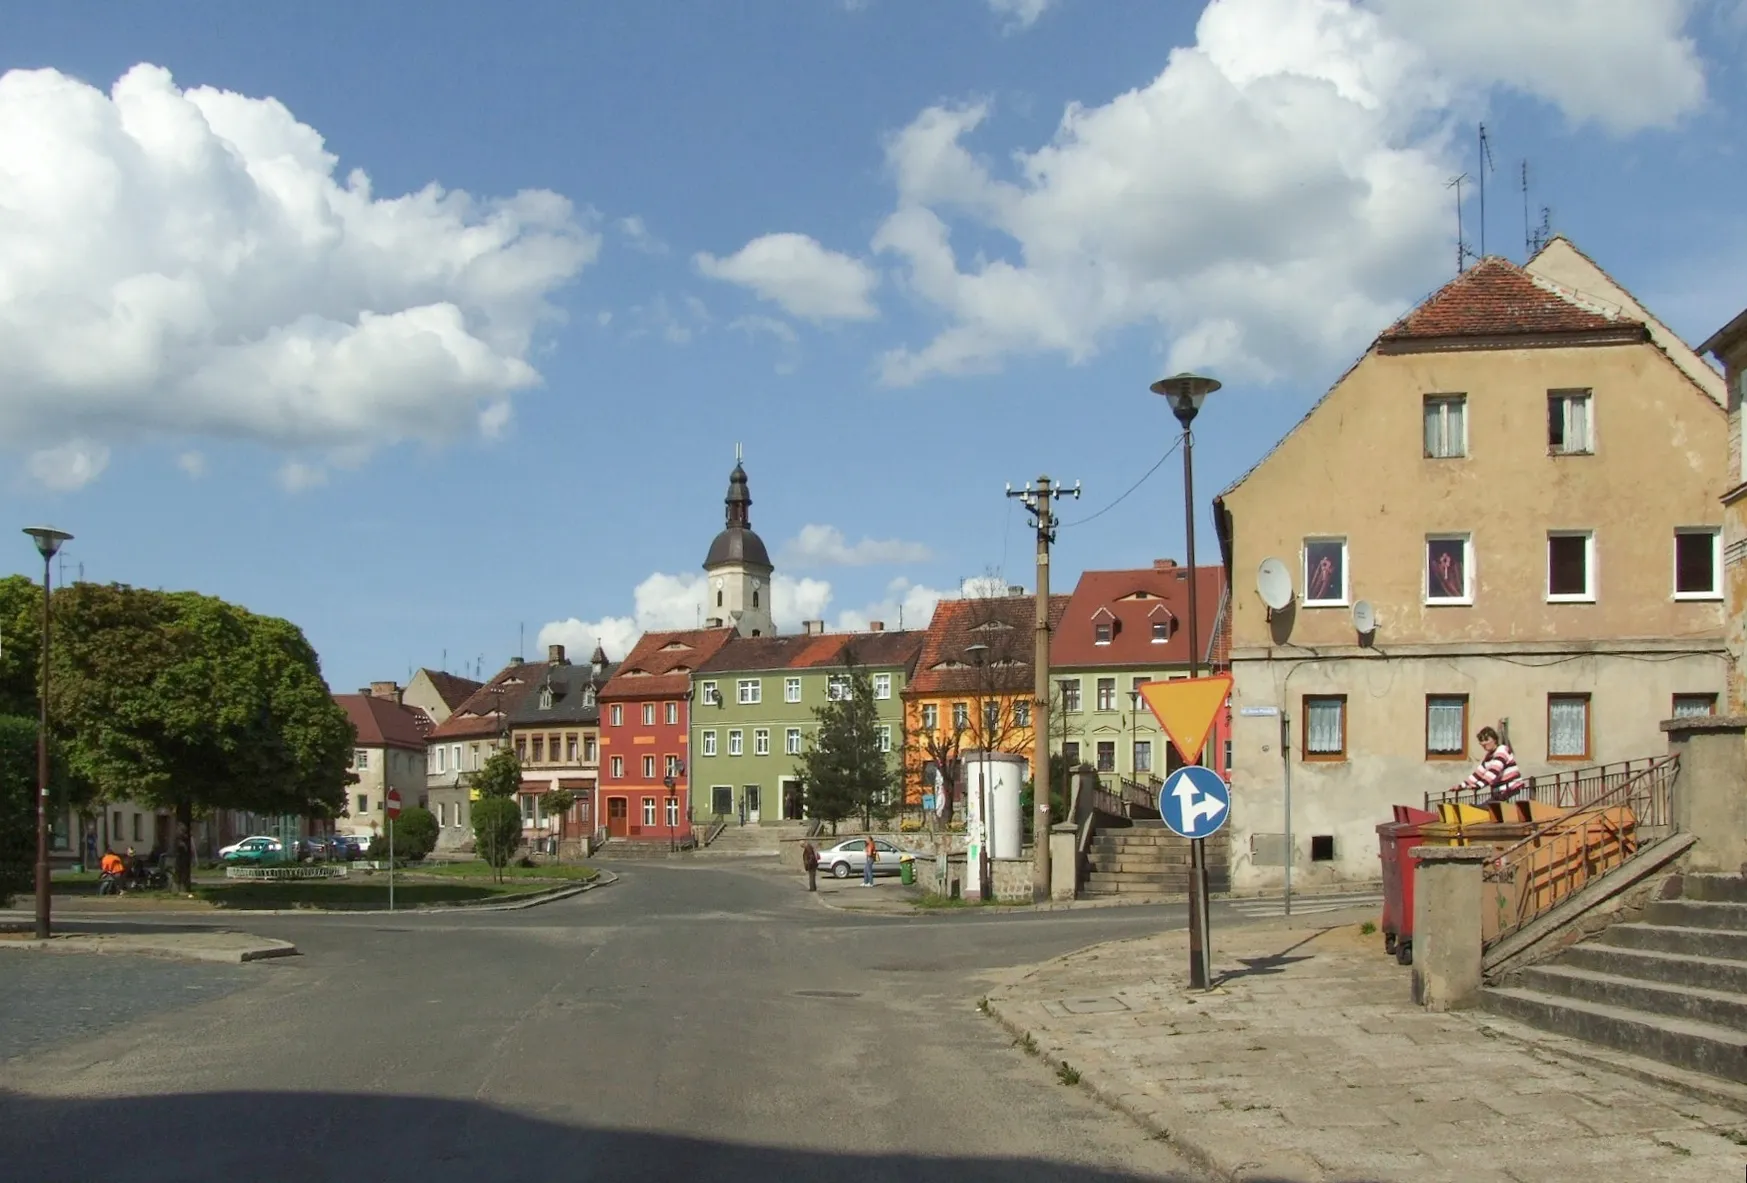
[1482,985,1747,1083]
[1602,922,1747,962]
[1517,964,1747,1032]
[1088,855,1195,873]
[595,841,688,860]
[1560,943,1747,996]
[1646,899,1747,932]
[1085,872,1230,893]
[1682,874,1747,904]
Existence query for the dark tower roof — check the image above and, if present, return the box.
[704,459,772,570]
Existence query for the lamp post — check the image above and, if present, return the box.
[665,759,684,853]
[1150,371,1221,990]
[964,642,992,900]
[23,527,72,941]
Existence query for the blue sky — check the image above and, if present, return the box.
[4,0,1746,693]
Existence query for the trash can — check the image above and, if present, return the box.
[899,854,915,886]
[1377,806,1438,961]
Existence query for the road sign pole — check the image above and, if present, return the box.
[388,815,395,913]
[1155,759,1230,993]
[1189,835,1210,988]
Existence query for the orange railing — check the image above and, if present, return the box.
[1426,756,1672,813]
[1477,755,1678,945]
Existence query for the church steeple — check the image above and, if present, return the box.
[725,451,752,530]
[702,446,775,638]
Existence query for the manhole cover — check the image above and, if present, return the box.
[793,989,863,999]
[1061,996,1131,1015]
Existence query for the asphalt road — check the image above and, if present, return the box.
[0,862,1216,1182]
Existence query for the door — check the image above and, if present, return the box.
[782,778,804,821]
[607,797,629,838]
[874,839,901,875]
[744,785,761,823]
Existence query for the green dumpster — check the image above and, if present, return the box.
[899,855,915,886]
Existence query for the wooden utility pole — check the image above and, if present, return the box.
[1008,475,1079,902]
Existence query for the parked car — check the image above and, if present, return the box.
[218,836,283,864]
[816,837,920,879]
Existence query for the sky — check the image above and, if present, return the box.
[3,0,1746,693]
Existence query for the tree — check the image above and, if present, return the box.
[472,797,522,881]
[797,661,896,834]
[472,748,522,799]
[0,715,37,906]
[391,806,439,862]
[0,575,43,721]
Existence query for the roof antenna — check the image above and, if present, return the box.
[519,622,525,662]
[735,441,742,464]
[1446,173,1472,274]
[1477,123,1495,259]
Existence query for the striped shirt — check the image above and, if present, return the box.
[1461,744,1523,799]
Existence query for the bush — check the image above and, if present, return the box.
[471,797,522,878]
[390,806,438,862]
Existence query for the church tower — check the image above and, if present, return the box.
[703,450,775,637]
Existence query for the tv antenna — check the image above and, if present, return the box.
[1476,123,1495,259]
[1446,173,1477,273]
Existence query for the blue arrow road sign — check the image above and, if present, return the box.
[1159,765,1231,840]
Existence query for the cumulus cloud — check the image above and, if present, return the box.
[616,215,668,254]
[852,0,1709,385]
[695,233,880,322]
[0,63,599,486]
[781,524,932,567]
[176,451,205,478]
[26,440,110,492]
[987,0,1054,31]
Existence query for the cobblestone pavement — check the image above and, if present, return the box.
[0,953,248,1062]
[986,919,1747,1183]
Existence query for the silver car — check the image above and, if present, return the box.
[817,837,918,879]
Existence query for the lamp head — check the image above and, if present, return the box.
[1149,372,1222,427]
[23,527,73,561]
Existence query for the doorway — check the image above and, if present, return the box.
[744,785,761,824]
[781,778,804,821]
[712,785,733,816]
[607,796,629,837]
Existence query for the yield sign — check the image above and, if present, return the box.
[1137,673,1232,764]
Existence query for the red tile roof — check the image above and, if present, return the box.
[1378,257,1639,344]
[694,630,926,676]
[336,694,431,751]
[600,627,736,700]
[1051,562,1227,669]
[419,669,484,711]
[904,593,1072,697]
[428,661,541,740]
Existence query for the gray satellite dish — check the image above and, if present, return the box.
[1256,558,1293,611]
[1352,600,1377,634]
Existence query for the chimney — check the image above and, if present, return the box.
[803,620,825,636]
[867,621,885,632]
[704,617,723,628]
[1153,558,1179,571]
[369,681,402,704]
[548,644,566,665]
[1007,585,1025,597]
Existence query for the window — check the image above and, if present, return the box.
[1133,739,1152,774]
[786,727,802,755]
[1302,538,1348,606]
[1673,694,1717,718]
[1548,531,1595,601]
[666,701,679,725]
[584,738,597,763]
[434,746,446,774]
[1096,741,1116,772]
[1675,528,1722,600]
[452,744,462,771]
[1425,695,1468,759]
[784,677,802,703]
[515,737,527,761]
[610,704,623,726]
[1094,622,1112,645]
[1424,535,1473,605]
[469,743,479,770]
[643,703,656,726]
[1303,696,1347,760]
[1060,679,1082,712]
[1015,700,1031,728]
[643,755,656,779]
[754,728,770,756]
[983,701,1000,733]
[1548,694,1591,760]
[1548,389,1593,455]
[437,803,447,827]
[666,755,681,777]
[952,702,969,730]
[666,797,679,828]
[1152,620,1169,642]
[737,679,761,705]
[921,704,939,731]
[1423,393,1467,459]
[873,673,892,700]
[712,786,732,815]
[827,675,851,701]
[878,725,892,753]
[702,730,717,757]
[701,681,720,706]
[1096,677,1117,711]
[520,795,535,823]
[643,797,656,826]
[1063,740,1081,766]
[566,735,578,762]
[355,749,369,770]
[532,736,545,764]
[610,755,624,778]
[356,794,368,815]
[728,729,743,756]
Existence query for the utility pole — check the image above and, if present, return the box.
[1008,475,1079,902]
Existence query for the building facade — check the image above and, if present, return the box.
[1701,305,1747,712]
[402,667,483,730]
[1214,244,1730,891]
[505,643,614,846]
[335,686,431,843]
[424,661,530,847]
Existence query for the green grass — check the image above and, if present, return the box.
[188,879,564,910]
[402,860,600,881]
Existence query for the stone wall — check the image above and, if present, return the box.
[990,857,1034,903]
[779,829,969,870]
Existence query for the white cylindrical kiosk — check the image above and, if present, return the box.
[962,751,1029,860]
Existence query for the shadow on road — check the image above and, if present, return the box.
[1211,928,1333,987]
[0,1088,1250,1182]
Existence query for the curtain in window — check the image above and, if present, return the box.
[1566,396,1588,450]
[1673,697,1715,718]
[1549,698,1588,757]
[1426,699,1465,753]
[1306,698,1343,753]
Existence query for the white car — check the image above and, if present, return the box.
[816,837,919,879]
[218,835,284,863]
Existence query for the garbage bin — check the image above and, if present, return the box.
[899,854,915,886]
[1377,805,1438,959]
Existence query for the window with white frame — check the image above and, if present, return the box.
[434,746,446,773]
[952,702,969,729]
[784,677,801,703]
[643,755,656,778]
[737,679,761,705]
[702,730,717,757]
[1425,695,1468,758]
[666,755,681,777]
[1424,534,1473,605]
[873,673,891,700]
[1096,677,1116,711]
[665,701,679,725]
[643,797,656,826]
[610,704,623,726]
[785,727,802,755]
[1015,699,1031,727]
[1059,679,1082,712]
[610,755,624,778]
[1094,621,1112,645]
[1303,696,1347,759]
[1302,538,1348,607]
[983,701,1000,734]
[1675,528,1722,600]
[728,729,743,756]
[754,728,770,756]
[1548,389,1594,455]
[642,703,656,726]
[921,704,939,730]
[1547,531,1595,601]
[1548,694,1590,760]
[701,681,719,705]
[1423,393,1467,459]
[452,744,462,771]
[666,797,679,828]
[1151,619,1170,642]
[877,725,892,753]
[827,674,851,701]
[355,749,369,770]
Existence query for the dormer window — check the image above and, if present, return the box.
[539,686,554,710]
[1094,623,1112,645]
[582,688,595,707]
[1152,621,1170,643]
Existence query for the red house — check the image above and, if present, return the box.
[596,626,734,844]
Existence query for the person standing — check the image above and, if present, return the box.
[862,834,877,887]
[1460,727,1523,803]
[802,841,819,892]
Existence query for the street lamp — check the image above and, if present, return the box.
[1150,371,1220,990]
[22,526,72,940]
[664,759,685,853]
[964,642,992,901]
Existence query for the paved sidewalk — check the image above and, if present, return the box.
[0,929,296,963]
[986,920,1747,1182]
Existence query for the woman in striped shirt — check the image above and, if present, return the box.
[1460,726,1523,802]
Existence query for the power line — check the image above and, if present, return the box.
[1059,438,1182,527]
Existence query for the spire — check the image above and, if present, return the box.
[590,641,607,676]
[725,452,751,530]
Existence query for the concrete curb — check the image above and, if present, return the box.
[0,932,299,965]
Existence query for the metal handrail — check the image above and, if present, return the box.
[702,819,728,847]
[1427,756,1670,812]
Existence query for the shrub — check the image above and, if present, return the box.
[390,806,438,862]
[471,797,522,880]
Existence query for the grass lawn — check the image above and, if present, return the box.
[189,879,566,909]
[403,860,600,881]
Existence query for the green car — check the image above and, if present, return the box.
[219,836,284,864]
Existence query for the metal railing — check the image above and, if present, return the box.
[1479,754,1679,945]
[1116,776,1161,817]
[701,819,728,847]
[1427,757,1671,812]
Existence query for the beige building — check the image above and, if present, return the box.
[335,685,430,842]
[1214,241,1730,891]
[1701,305,1747,712]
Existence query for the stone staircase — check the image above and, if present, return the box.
[1083,820,1232,899]
[1484,873,1747,1084]
[695,822,805,856]
[592,838,686,860]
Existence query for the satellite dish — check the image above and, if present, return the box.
[1352,600,1377,634]
[1256,558,1293,611]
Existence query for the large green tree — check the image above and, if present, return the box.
[0,715,37,906]
[48,583,354,890]
[0,574,43,720]
[797,663,897,834]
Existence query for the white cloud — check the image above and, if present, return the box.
[781,524,932,567]
[616,215,669,254]
[539,571,837,662]
[26,440,110,491]
[695,233,880,322]
[987,0,1054,31]
[853,0,1708,385]
[626,294,708,345]
[730,315,802,374]
[278,460,327,492]
[0,63,599,484]
[176,450,205,478]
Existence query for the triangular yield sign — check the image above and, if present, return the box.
[1138,673,1232,764]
